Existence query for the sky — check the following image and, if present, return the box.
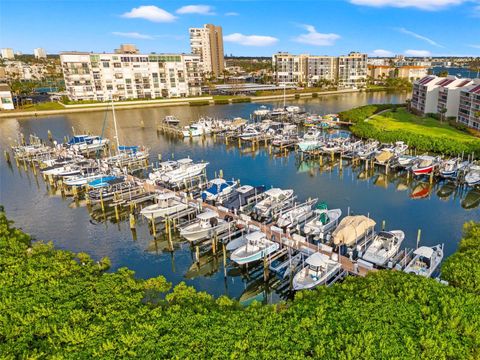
[1,0,480,57]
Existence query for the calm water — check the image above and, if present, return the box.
[1,91,479,303]
[430,66,479,78]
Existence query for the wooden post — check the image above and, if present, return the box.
[222,242,227,278]
[429,170,434,185]
[263,254,269,281]
[382,220,385,231]
[195,245,200,264]
[416,229,421,249]
[151,214,157,238]
[212,233,217,255]
[4,150,11,163]
[129,213,136,229]
[114,204,119,221]
[238,137,241,148]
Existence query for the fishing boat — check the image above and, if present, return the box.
[356,140,379,160]
[362,230,405,267]
[148,160,179,182]
[163,115,180,125]
[374,145,395,164]
[239,125,261,140]
[225,225,261,251]
[179,210,230,242]
[439,158,469,178]
[302,127,322,141]
[88,175,123,189]
[160,158,208,185]
[63,172,108,187]
[140,192,190,219]
[252,188,295,221]
[87,180,137,203]
[230,231,279,265]
[253,106,270,117]
[67,135,109,154]
[303,207,342,239]
[297,140,322,152]
[403,244,444,278]
[411,155,438,176]
[222,185,266,212]
[201,178,238,203]
[465,164,480,186]
[182,119,212,137]
[276,198,318,229]
[397,155,417,168]
[292,252,342,290]
[321,141,341,153]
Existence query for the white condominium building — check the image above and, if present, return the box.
[272,52,367,88]
[189,24,225,77]
[1,48,14,60]
[60,51,202,101]
[34,48,47,59]
[411,75,480,130]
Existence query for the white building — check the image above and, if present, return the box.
[1,48,14,60]
[0,84,14,110]
[189,24,224,77]
[337,52,368,89]
[458,80,480,130]
[437,77,474,118]
[410,75,441,114]
[60,50,202,101]
[272,52,307,85]
[34,48,47,59]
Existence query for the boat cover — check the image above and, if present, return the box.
[332,215,376,246]
[376,151,393,163]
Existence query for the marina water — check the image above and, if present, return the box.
[1,91,479,303]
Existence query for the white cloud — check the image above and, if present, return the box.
[176,5,215,15]
[397,27,443,48]
[405,49,431,56]
[350,0,465,10]
[112,32,154,40]
[468,44,480,49]
[225,12,239,16]
[371,49,394,56]
[294,25,340,46]
[224,33,278,46]
[122,5,177,22]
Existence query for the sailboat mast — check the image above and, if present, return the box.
[111,97,120,152]
[283,83,286,108]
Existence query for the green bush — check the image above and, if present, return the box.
[189,100,210,106]
[231,97,251,103]
[213,99,230,105]
[294,94,300,99]
[339,104,404,123]
[312,92,319,98]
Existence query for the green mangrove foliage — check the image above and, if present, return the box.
[442,221,480,295]
[338,103,403,124]
[1,209,479,359]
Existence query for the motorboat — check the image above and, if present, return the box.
[201,178,238,203]
[160,158,208,185]
[253,106,270,117]
[331,215,376,248]
[439,158,469,178]
[148,160,179,182]
[239,125,261,140]
[104,146,149,168]
[140,192,190,220]
[182,119,212,137]
[285,105,301,113]
[392,141,409,155]
[341,139,363,153]
[276,198,318,229]
[362,230,405,267]
[397,155,417,168]
[63,172,108,187]
[465,164,480,186]
[230,231,279,265]
[404,244,444,278]
[322,141,341,153]
[303,208,342,239]
[67,135,109,154]
[225,225,261,251]
[302,128,322,141]
[297,140,322,152]
[356,140,379,159]
[252,188,295,221]
[179,210,230,242]
[87,180,137,203]
[292,252,342,290]
[88,175,123,189]
[222,185,266,212]
[163,115,180,125]
[271,134,298,147]
[411,156,439,176]
[374,144,395,164]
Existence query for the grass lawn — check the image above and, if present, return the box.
[14,102,65,111]
[368,108,476,142]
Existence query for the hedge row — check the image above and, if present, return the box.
[339,104,405,124]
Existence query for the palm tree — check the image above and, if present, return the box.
[469,58,480,78]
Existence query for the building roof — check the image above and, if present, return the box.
[0,84,11,92]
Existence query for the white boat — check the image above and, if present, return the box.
[63,172,108,187]
[322,141,341,153]
[362,230,405,267]
[140,192,190,220]
[297,140,322,152]
[225,225,261,251]
[164,115,180,125]
[68,135,109,154]
[356,140,379,159]
[179,210,230,242]
[285,105,301,113]
[276,198,318,229]
[332,215,376,247]
[303,208,342,238]
[160,158,208,184]
[397,155,417,168]
[302,128,321,141]
[239,125,261,140]
[230,231,279,265]
[148,160,179,182]
[253,106,270,117]
[464,164,480,186]
[404,244,444,278]
[253,188,295,220]
[439,158,469,178]
[182,119,212,137]
[201,178,238,203]
[292,252,342,290]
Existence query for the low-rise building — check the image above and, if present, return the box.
[60,49,202,101]
[0,84,14,110]
[411,75,442,115]
[396,66,429,82]
[368,65,393,80]
[458,80,480,130]
[437,78,474,118]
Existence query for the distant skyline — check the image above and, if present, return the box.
[1,0,480,57]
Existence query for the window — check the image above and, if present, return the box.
[103,62,110,68]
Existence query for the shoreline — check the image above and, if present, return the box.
[0,88,366,119]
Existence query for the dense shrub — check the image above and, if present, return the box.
[189,100,210,106]
[231,97,251,103]
[213,99,230,105]
[338,103,405,123]
[1,210,479,358]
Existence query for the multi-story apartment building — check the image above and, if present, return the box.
[396,66,429,82]
[411,75,480,130]
[34,48,47,59]
[337,52,368,89]
[458,81,480,130]
[60,50,202,101]
[1,48,14,60]
[189,24,224,77]
[272,52,367,88]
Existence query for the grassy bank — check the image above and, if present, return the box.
[342,105,480,156]
[1,208,479,358]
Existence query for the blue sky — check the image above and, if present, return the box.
[1,0,479,56]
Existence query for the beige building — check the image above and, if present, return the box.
[337,52,368,89]
[34,48,47,59]
[60,49,202,101]
[0,84,14,110]
[396,66,428,81]
[368,65,393,80]
[1,48,14,60]
[189,24,224,77]
[272,52,307,84]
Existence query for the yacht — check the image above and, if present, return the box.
[67,135,109,154]
[222,185,266,212]
[292,252,342,290]
[303,128,322,141]
[163,115,180,125]
[230,231,279,265]
[201,178,238,203]
[179,210,230,242]
[140,192,190,220]
[160,158,208,185]
[252,188,295,221]
[63,172,108,187]
[182,119,212,137]
[404,244,444,278]
[362,230,405,267]
[239,125,261,140]
[148,160,179,182]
